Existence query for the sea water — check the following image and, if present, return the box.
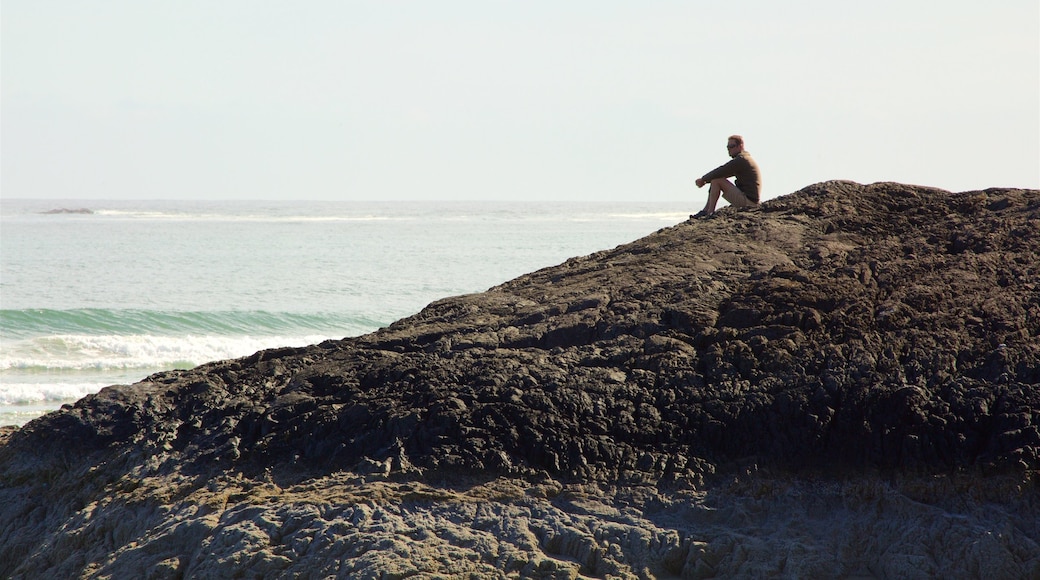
[1,199,690,427]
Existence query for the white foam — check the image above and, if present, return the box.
[0,382,108,405]
[0,333,341,426]
[0,333,338,372]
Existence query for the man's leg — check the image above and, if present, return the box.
[700,181,722,214]
[701,178,752,214]
[718,179,755,208]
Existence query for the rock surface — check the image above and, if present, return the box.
[2,181,1038,578]
[40,207,94,214]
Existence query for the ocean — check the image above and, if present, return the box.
[0,199,690,427]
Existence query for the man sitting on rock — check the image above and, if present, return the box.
[692,135,762,218]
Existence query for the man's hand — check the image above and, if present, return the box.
[695,178,706,188]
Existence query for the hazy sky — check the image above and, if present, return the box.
[3,1,1038,201]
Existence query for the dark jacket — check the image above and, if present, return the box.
[701,151,761,202]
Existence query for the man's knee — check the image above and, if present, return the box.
[713,179,738,196]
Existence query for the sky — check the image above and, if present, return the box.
[2,1,1038,202]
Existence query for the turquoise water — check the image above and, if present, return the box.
[1,199,690,426]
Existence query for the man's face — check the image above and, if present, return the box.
[726,140,741,158]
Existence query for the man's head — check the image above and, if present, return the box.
[726,135,744,158]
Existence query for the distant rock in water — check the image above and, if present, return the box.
[2,181,1038,578]
[41,207,93,214]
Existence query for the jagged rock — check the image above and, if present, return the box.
[40,207,94,214]
[2,181,1038,578]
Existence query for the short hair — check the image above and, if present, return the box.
[728,135,744,146]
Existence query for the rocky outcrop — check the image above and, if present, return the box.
[40,207,93,214]
[2,181,1038,578]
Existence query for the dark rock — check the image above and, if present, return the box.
[2,181,1038,578]
[40,207,93,214]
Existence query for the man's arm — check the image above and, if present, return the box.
[700,158,741,183]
